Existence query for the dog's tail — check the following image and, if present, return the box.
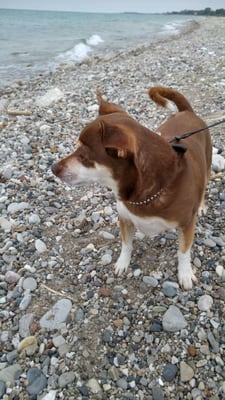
[148,86,194,113]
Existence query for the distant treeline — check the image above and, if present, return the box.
[167,8,225,16]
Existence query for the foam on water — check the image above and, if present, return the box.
[56,34,104,64]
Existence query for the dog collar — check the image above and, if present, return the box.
[127,188,163,206]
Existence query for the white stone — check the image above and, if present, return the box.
[197,294,213,311]
[86,378,102,394]
[36,88,64,107]
[41,391,57,400]
[101,254,112,265]
[99,231,115,240]
[7,202,29,213]
[216,265,224,277]
[35,239,47,253]
[212,154,225,172]
[28,213,40,224]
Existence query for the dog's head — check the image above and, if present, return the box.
[51,93,141,198]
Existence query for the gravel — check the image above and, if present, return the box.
[0,17,225,399]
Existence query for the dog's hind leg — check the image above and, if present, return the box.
[177,219,198,290]
[115,218,135,276]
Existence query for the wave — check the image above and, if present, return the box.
[56,34,104,64]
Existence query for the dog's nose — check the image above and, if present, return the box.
[51,162,63,177]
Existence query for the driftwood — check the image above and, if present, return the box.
[7,109,32,116]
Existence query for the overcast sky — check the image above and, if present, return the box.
[0,0,224,13]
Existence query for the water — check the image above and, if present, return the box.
[0,8,195,88]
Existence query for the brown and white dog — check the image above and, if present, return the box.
[51,86,212,290]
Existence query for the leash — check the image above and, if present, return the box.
[168,117,225,143]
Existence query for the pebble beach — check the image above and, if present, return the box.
[0,16,225,400]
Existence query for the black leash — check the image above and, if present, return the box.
[168,117,225,143]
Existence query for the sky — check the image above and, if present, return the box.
[0,0,224,13]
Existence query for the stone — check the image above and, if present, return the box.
[215,265,224,277]
[212,154,225,172]
[162,305,187,332]
[143,276,158,287]
[18,336,38,352]
[39,299,72,330]
[152,386,164,400]
[0,217,12,231]
[28,213,41,224]
[22,277,37,291]
[41,391,57,400]
[52,335,66,347]
[36,88,64,107]
[35,239,47,253]
[180,361,195,382]
[26,368,47,395]
[207,331,220,353]
[58,371,76,387]
[0,364,22,384]
[7,201,29,213]
[101,253,112,265]
[86,378,102,394]
[19,290,32,310]
[162,363,178,382]
[19,313,35,337]
[0,381,6,397]
[5,270,20,284]
[197,294,213,311]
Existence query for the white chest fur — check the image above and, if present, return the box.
[117,201,177,237]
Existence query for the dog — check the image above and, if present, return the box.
[51,86,212,290]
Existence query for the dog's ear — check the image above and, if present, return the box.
[96,91,127,116]
[100,120,135,159]
[172,143,187,154]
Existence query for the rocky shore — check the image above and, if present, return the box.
[0,17,225,400]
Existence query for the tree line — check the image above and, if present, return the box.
[167,8,225,16]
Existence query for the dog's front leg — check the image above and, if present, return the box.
[177,219,198,290]
[115,218,135,276]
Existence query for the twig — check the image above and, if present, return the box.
[40,283,74,301]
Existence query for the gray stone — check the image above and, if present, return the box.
[22,277,37,291]
[75,308,85,322]
[162,305,187,332]
[19,290,32,310]
[152,385,164,400]
[117,378,128,390]
[0,381,6,397]
[86,377,102,394]
[180,361,194,382]
[40,299,72,330]
[58,371,76,388]
[207,331,220,353]
[143,276,158,287]
[19,313,35,337]
[162,363,178,382]
[27,368,47,395]
[0,364,22,384]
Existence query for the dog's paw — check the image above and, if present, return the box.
[114,257,129,276]
[178,270,198,290]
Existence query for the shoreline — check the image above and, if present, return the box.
[0,17,200,93]
[0,16,225,399]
